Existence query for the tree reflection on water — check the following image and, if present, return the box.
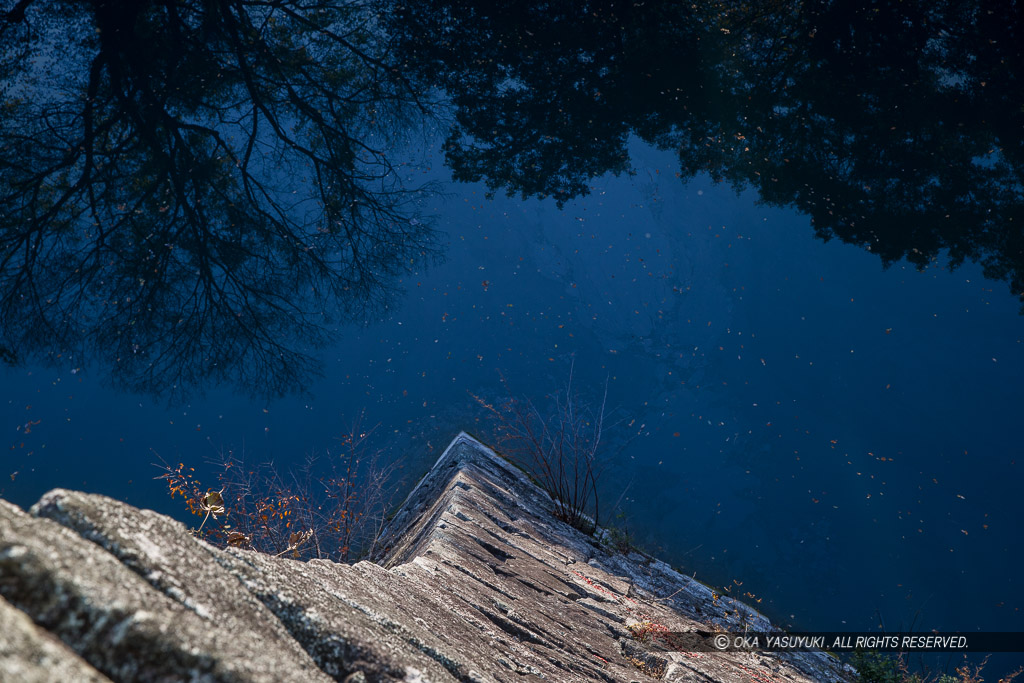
[2,0,1021,399]
[389,0,1023,303]
[0,0,439,398]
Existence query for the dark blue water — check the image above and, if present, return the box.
[3,1,1023,678]
[5,138,1022,667]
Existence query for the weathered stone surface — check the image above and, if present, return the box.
[213,548,464,681]
[0,594,111,683]
[1,432,856,683]
[371,433,854,683]
[30,489,332,681]
[0,497,329,682]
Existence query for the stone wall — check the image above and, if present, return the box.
[0,432,855,682]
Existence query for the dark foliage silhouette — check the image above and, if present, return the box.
[387,0,708,207]
[388,0,1024,306]
[0,0,439,398]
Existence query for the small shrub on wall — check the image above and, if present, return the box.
[157,415,399,562]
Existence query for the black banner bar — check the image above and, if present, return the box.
[631,631,1024,653]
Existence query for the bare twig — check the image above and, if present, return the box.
[473,358,632,534]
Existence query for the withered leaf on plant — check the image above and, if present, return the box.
[226,531,252,548]
[202,490,226,517]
